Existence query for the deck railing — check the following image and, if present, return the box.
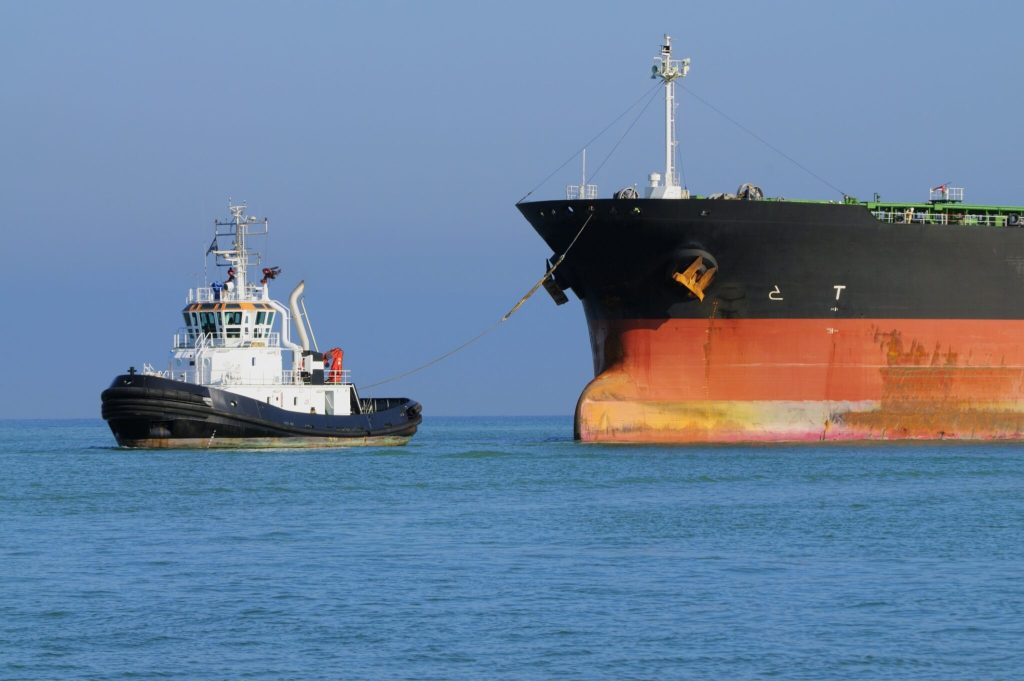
[928,186,964,203]
[141,363,170,378]
[173,331,281,349]
[871,210,1014,227]
[218,369,352,386]
[187,284,267,303]
[566,184,598,200]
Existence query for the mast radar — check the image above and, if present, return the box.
[211,200,270,300]
[647,34,691,199]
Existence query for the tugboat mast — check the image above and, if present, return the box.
[212,201,268,299]
[648,34,691,199]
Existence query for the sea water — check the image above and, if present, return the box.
[2,418,1023,679]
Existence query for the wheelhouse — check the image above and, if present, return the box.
[181,303,277,344]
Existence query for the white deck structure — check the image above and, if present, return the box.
[145,202,357,416]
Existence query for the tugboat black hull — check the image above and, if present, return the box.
[101,374,421,448]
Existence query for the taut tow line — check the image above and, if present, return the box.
[500,212,592,322]
[361,212,595,390]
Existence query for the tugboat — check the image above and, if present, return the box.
[101,202,422,448]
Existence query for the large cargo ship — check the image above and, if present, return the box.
[518,35,1024,443]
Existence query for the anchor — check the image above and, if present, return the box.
[672,255,717,301]
[541,258,569,305]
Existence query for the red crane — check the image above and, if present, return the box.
[325,347,344,384]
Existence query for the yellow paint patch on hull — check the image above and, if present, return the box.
[576,366,1024,443]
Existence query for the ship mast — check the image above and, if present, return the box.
[212,201,269,300]
[647,34,690,199]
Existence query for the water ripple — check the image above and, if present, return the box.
[1,417,1023,679]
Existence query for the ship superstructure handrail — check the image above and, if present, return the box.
[173,330,281,349]
[218,369,353,386]
[929,186,964,202]
[188,284,267,303]
[151,365,353,387]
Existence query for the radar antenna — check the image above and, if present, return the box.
[211,200,269,300]
[648,34,691,199]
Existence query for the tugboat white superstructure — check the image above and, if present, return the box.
[101,202,421,448]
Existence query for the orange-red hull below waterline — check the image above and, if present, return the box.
[577,319,1024,443]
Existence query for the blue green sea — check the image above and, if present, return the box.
[3,417,1023,679]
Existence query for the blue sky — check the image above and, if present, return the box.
[2,0,1023,418]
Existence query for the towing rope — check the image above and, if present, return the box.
[361,212,595,390]
[500,212,593,322]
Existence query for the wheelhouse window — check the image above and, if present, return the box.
[253,311,267,338]
[182,312,199,340]
[199,312,217,335]
[224,310,242,338]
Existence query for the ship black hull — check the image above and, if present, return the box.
[521,198,1024,322]
[101,374,421,448]
[519,198,1024,442]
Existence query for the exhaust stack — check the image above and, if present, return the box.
[288,281,310,351]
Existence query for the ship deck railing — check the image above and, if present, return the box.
[187,284,268,303]
[216,369,353,386]
[147,368,354,387]
[360,397,407,414]
[142,363,170,379]
[870,208,1019,227]
[566,184,598,200]
[174,331,281,349]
